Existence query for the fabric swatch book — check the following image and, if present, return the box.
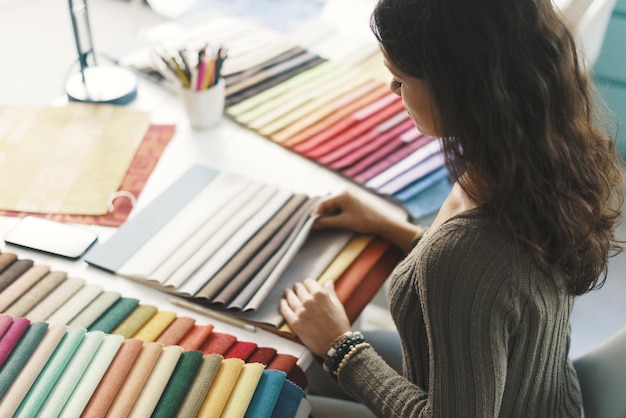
[107,13,452,221]
[0,253,313,418]
[85,164,403,334]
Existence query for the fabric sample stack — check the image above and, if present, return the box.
[85,165,403,332]
[123,15,452,220]
[0,255,312,417]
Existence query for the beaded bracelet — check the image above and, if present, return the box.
[323,331,364,373]
[334,342,372,379]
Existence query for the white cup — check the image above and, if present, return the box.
[181,78,225,130]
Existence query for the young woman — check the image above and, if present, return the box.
[279,0,624,416]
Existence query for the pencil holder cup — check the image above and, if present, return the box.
[181,78,225,130]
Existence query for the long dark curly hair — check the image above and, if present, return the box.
[372,0,624,295]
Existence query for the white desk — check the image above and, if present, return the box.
[0,0,407,370]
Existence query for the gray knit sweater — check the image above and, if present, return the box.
[338,208,583,417]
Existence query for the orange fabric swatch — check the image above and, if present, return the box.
[177,324,214,351]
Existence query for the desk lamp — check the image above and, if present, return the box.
[65,0,138,105]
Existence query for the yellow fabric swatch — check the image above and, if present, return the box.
[197,358,244,418]
[111,304,158,339]
[220,362,265,418]
[131,310,177,342]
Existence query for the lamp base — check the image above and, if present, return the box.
[66,66,138,105]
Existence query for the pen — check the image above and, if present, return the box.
[169,298,257,333]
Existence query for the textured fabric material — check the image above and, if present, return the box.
[166,181,265,290]
[45,284,103,325]
[155,315,196,346]
[221,362,266,418]
[328,117,414,169]
[223,341,257,361]
[14,327,85,418]
[270,379,306,418]
[0,259,34,293]
[176,323,214,351]
[0,323,65,417]
[25,276,84,322]
[200,331,237,355]
[0,252,18,273]
[200,193,308,302]
[244,369,287,418]
[61,333,124,417]
[67,290,121,329]
[111,304,158,338]
[198,358,245,417]
[338,208,583,417]
[0,313,12,338]
[0,316,30,367]
[0,264,50,311]
[192,187,292,299]
[3,270,67,318]
[89,297,139,333]
[0,321,48,398]
[36,330,105,417]
[152,350,203,418]
[273,81,386,145]
[131,310,177,342]
[128,345,182,418]
[246,347,277,366]
[106,341,163,418]
[80,338,144,418]
[176,353,223,418]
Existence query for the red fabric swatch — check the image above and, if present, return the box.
[246,347,277,365]
[224,341,258,360]
[199,332,237,355]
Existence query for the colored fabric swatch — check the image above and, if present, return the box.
[176,323,214,351]
[0,316,30,367]
[155,315,195,346]
[89,297,139,334]
[246,346,277,366]
[128,345,182,418]
[0,323,66,417]
[110,304,158,339]
[220,362,266,418]
[0,321,48,398]
[67,290,121,329]
[131,310,177,342]
[25,276,84,322]
[106,341,163,418]
[0,124,176,227]
[224,341,258,360]
[61,333,124,417]
[4,271,67,318]
[36,330,105,417]
[0,259,34,293]
[270,379,306,418]
[0,252,18,273]
[80,338,144,418]
[200,331,237,355]
[0,264,50,311]
[13,327,86,418]
[0,313,13,338]
[198,358,245,417]
[45,284,103,325]
[152,349,203,418]
[244,369,287,418]
[176,354,223,418]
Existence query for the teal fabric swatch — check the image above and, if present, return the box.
[0,321,48,398]
[244,369,287,418]
[13,327,86,418]
[88,297,139,333]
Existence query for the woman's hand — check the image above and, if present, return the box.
[313,190,423,253]
[280,279,351,358]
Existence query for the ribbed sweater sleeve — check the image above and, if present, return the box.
[337,209,582,417]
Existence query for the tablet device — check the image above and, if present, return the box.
[3,216,99,259]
